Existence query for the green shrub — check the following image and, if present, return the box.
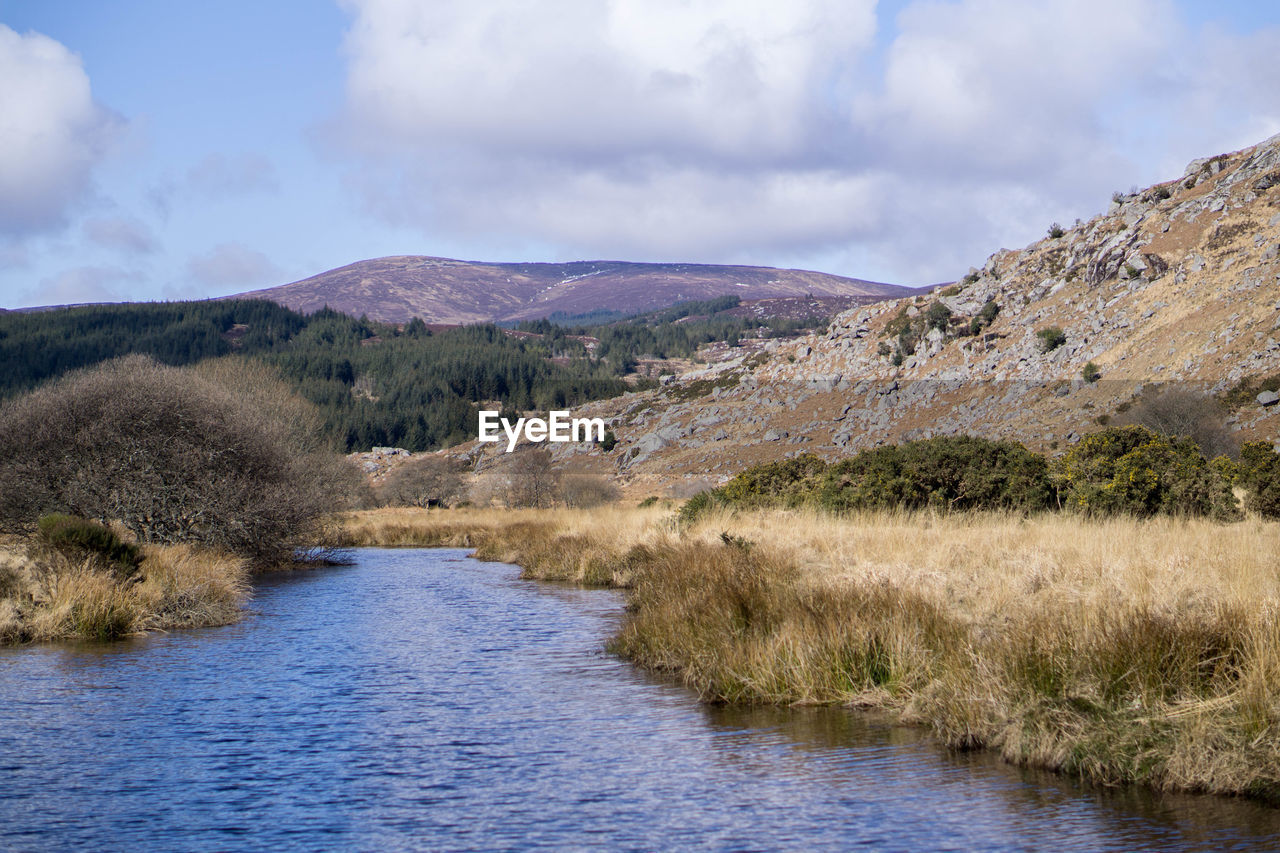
[1037,327,1067,353]
[966,300,1001,336]
[816,436,1053,513]
[678,490,720,525]
[977,300,1000,325]
[1053,426,1237,519]
[37,513,143,580]
[637,496,659,508]
[601,428,618,452]
[1237,442,1280,518]
[717,454,828,508]
[925,301,952,332]
[1047,223,1065,239]
[1082,362,1101,383]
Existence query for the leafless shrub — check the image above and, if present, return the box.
[380,455,468,508]
[1117,387,1238,459]
[558,472,621,508]
[0,354,351,565]
[190,355,334,453]
[666,478,718,500]
[481,447,561,508]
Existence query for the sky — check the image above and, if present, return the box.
[2,0,1280,309]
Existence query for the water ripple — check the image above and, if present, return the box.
[1,547,1278,851]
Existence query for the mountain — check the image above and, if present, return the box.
[420,133,1280,495]
[229,256,917,324]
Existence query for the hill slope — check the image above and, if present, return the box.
[431,133,1280,496]
[230,257,916,324]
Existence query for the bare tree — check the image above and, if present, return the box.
[380,455,468,507]
[498,447,560,508]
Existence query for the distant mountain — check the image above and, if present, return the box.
[228,256,918,324]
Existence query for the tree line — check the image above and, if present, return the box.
[0,301,632,452]
[2,295,834,452]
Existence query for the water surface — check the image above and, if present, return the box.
[1,548,1277,851]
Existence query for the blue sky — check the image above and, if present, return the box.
[2,0,1279,309]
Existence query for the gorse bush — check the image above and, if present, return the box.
[686,430,1248,521]
[1052,426,1237,519]
[686,437,1054,517]
[924,301,952,332]
[37,513,142,581]
[1236,441,1280,518]
[816,436,1053,513]
[717,454,828,508]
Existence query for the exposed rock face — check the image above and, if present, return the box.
[430,134,1280,497]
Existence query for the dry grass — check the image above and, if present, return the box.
[0,539,248,644]
[329,505,676,585]
[334,505,1280,800]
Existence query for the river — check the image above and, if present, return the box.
[1,548,1278,851]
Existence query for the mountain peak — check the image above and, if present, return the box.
[227,256,917,324]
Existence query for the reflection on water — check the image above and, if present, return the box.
[0,548,1276,851]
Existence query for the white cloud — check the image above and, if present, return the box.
[334,0,1280,283]
[185,243,282,291]
[340,0,876,163]
[0,25,119,235]
[83,215,155,253]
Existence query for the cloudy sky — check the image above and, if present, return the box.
[2,0,1279,309]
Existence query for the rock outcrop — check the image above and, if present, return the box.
[433,134,1280,497]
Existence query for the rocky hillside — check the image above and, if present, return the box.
[230,256,915,325]
[411,134,1280,497]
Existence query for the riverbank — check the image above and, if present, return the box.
[333,504,1280,801]
[0,538,248,643]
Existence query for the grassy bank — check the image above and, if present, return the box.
[329,505,674,586]
[335,505,1280,801]
[0,538,248,644]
